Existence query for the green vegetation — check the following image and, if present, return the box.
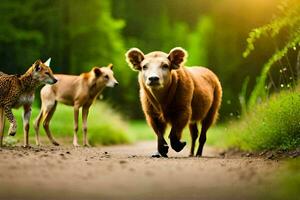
[208,0,300,152]
[3,102,133,146]
[244,0,300,109]
[209,90,300,151]
[127,121,155,141]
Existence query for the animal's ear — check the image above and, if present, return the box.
[125,48,144,71]
[168,47,188,69]
[34,59,42,71]
[93,67,102,77]
[44,57,51,66]
[107,63,113,70]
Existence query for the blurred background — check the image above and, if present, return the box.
[0,0,299,147]
[0,0,296,118]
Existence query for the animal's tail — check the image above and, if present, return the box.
[0,107,5,146]
[203,77,222,127]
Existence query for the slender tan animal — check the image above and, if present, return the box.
[0,59,57,147]
[34,64,119,147]
[126,47,222,157]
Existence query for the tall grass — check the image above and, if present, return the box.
[3,102,134,146]
[210,90,300,151]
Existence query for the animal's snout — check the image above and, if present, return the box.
[53,78,58,84]
[148,76,159,82]
[114,82,119,86]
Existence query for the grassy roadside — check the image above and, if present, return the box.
[209,90,300,151]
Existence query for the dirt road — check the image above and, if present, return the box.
[0,141,280,200]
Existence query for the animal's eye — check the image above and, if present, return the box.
[162,64,169,69]
[45,72,50,75]
[104,75,109,80]
[142,65,148,70]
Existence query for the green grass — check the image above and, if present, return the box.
[210,90,300,151]
[127,120,155,141]
[3,102,134,146]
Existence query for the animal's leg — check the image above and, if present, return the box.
[169,111,189,152]
[196,114,215,156]
[34,109,44,146]
[147,115,168,157]
[82,106,90,147]
[0,107,4,147]
[4,106,17,136]
[196,123,209,157]
[169,127,187,152]
[196,85,222,157]
[73,105,80,147]
[43,102,59,146]
[22,104,32,147]
[189,123,199,156]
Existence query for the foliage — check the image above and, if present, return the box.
[210,90,300,151]
[243,0,300,108]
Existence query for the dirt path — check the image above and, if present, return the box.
[0,141,280,200]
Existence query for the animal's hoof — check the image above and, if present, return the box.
[84,144,91,147]
[36,143,42,147]
[196,149,204,157]
[158,144,169,157]
[171,140,186,152]
[151,152,161,158]
[52,141,60,146]
[9,132,16,136]
[22,145,31,148]
[195,153,203,157]
[73,143,80,147]
[151,151,168,158]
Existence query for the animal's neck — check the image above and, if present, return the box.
[19,69,39,92]
[89,82,105,99]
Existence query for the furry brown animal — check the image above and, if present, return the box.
[34,64,118,147]
[0,59,57,147]
[126,47,222,157]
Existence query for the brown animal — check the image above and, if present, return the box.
[0,59,57,147]
[34,64,119,147]
[126,47,222,157]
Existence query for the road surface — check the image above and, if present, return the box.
[0,141,280,200]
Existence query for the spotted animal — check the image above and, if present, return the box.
[0,59,57,147]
